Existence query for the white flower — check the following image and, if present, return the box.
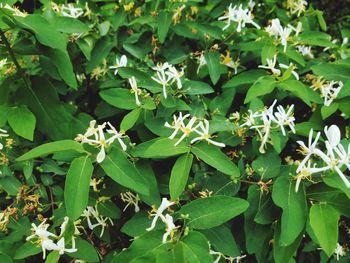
[196,54,207,74]
[272,104,296,136]
[279,26,293,52]
[166,65,184,90]
[174,117,198,146]
[210,249,247,263]
[296,45,314,59]
[152,65,172,99]
[56,237,77,255]
[0,59,7,70]
[120,191,141,213]
[81,206,114,237]
[335,243,346,260]
[324,125,341,148]
[265,18,282,37]
[0,3,26,17]
[128,77,141,106]
[191,119,225,147]
[258,55,281,76]
[161,214,178,243]
[243,100,295,154]
[265,18,298,52]
[321,81,343,107]
[287,0,308,17]
[61,4,84,18]
[218,4,260,32]
[106,122,127,151]
[109,55,127,75]
[0,128,9,150]
[164,113,190,140]
[146,198,175,231]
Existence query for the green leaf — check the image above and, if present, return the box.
[273,221,303,263]
[7,105,36,141]
[69,238,99,262]
[131,138,190,158]
[43,48,77,89]
[121,108,142,131]
[323,174,350,200]
[278,80,322,106]
[100,147,150,196]
[64,156,93,220]
[309,203,339,257]
[54,17,89,33]
[299,31,335,48]
[100,88,137,110]
[169,153,193,200]
[183,80,214,95]
[14,242,41,259]
[18,14,67,51]
[321,103,338,119]
[16,140,85,162]
[181,231,212,263]
[200,225,240,257]
[158,10,172,43]
[316,10,327,31]
[45,251,60,263]
[244,75,276,103]
[222,70,266,89]
[179,195,249,229]
[272,176,307,246]
[191,143,240,177]
[86,36,115,73]
[312,61,350,82]
[155,243,186,263]
[204,51,221,85]
[252,153,281,179]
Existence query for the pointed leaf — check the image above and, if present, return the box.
[7,105,36,141]
[204,51,221,85]
[170,153,193,199]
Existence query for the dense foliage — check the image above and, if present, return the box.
[0,0,350,262]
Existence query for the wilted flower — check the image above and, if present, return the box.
[120,191,141,213]
[81,206,114,237]
[286,0,308,17]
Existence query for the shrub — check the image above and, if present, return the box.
[0,0,350,262]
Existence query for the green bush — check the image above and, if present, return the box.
[0,0,350,262]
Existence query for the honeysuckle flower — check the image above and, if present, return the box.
[279,63,299,80]
[258,55,281,76]
[334,243,346,260]
[279,26,293,52]
[0,3,26,17]
[265,18,282,37]
[174,117,198,146]
[324,125,341,148]
[210,249,247,263]
[128,77,141,106]
[0,59,7,70]
[321,81,343,107]
[0,128,9,150]
[296,129,322,173]
[218,4,260,32]
[81,206,114,237]
[56,237,77,255]
[61,4,84,18]
[286,0,308,17]
[152,67,172,99]
[109,55,127,75]
[26,220,57,242]
[242,100,295,154]
[166,65,184,89]
[191,119,226,147]
[265,18,298,52]
[161,214,178,243]
[294,160,328,192]
[106,122,127,151]
[146,198,175,231]
[296,45,314,58]
[196,53,207,74]
[164,112,190,140]
[120,191,141,213]
[272,104,296,136]
[95,124,108,163]
[248,0,256,10]
[220,51,241,74]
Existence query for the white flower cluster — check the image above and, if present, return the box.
[146,198,178,243]
[286,0,308,17]
[265,18,302,52]
[295,125,350,192]
[75,120,127,163]
[151,62,184,99]
[0,128,9,150]
[334,242,346,261]
[61,4,84,18]
[26,217,77,259]
[241,100,296,153]
[296,45,314,59]
[81,206,114,237]
[218,4,260,32]
[259,54,299,80]
[165,113,225,147]
[310,77,343,107]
